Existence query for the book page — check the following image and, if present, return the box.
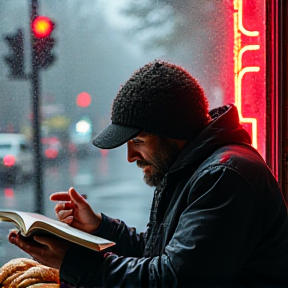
[0,210,115,251]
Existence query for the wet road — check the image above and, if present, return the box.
[0,145,154,266]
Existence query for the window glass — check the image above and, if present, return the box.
[0,0,266,264]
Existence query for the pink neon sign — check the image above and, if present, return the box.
[232,0,265,157]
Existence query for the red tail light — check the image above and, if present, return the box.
[45,148,58,159]
[3,155,16,166]
[4,188,14,198]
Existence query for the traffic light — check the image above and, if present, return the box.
[76,92,92,107]
[3,29,25,78]
[31,16,55,69]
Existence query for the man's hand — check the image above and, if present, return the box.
[8,230,70,269]
[50,187,102,234]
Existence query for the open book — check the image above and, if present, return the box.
[0,209,115,251]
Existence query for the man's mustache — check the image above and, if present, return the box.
[137,160,151,168]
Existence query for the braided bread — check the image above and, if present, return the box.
[0,258,60,288]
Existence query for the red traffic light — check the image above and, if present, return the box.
[76,92,92,107]
[32,16,54,38]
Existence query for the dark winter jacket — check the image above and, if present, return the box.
[60,104,288,287]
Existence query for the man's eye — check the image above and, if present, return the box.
[132,139,143,146]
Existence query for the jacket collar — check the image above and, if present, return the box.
[168,104,252,174]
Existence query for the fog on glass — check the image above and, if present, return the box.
[0,0,231,263]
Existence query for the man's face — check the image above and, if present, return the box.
[127,133,183,187]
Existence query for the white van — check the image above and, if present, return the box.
[0,133,34,182]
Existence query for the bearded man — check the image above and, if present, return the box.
[9,60,288,287]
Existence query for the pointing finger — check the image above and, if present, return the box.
[50,192,71,202]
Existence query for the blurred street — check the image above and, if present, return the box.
[0,145,154,266]
[0,0,243,269]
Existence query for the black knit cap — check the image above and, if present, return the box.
[93,60,210,149]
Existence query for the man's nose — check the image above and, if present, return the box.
[127,142,142,163]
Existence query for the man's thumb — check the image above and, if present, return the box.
[68,187,87,207]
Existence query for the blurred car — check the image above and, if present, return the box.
[0,133,34,182]
[41,136,66,162]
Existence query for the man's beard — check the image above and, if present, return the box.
[137,137,181,187]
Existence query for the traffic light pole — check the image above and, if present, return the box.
[31,0,43,214]
[3,0,55,214]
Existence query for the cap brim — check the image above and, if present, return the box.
[92,124,141,149]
